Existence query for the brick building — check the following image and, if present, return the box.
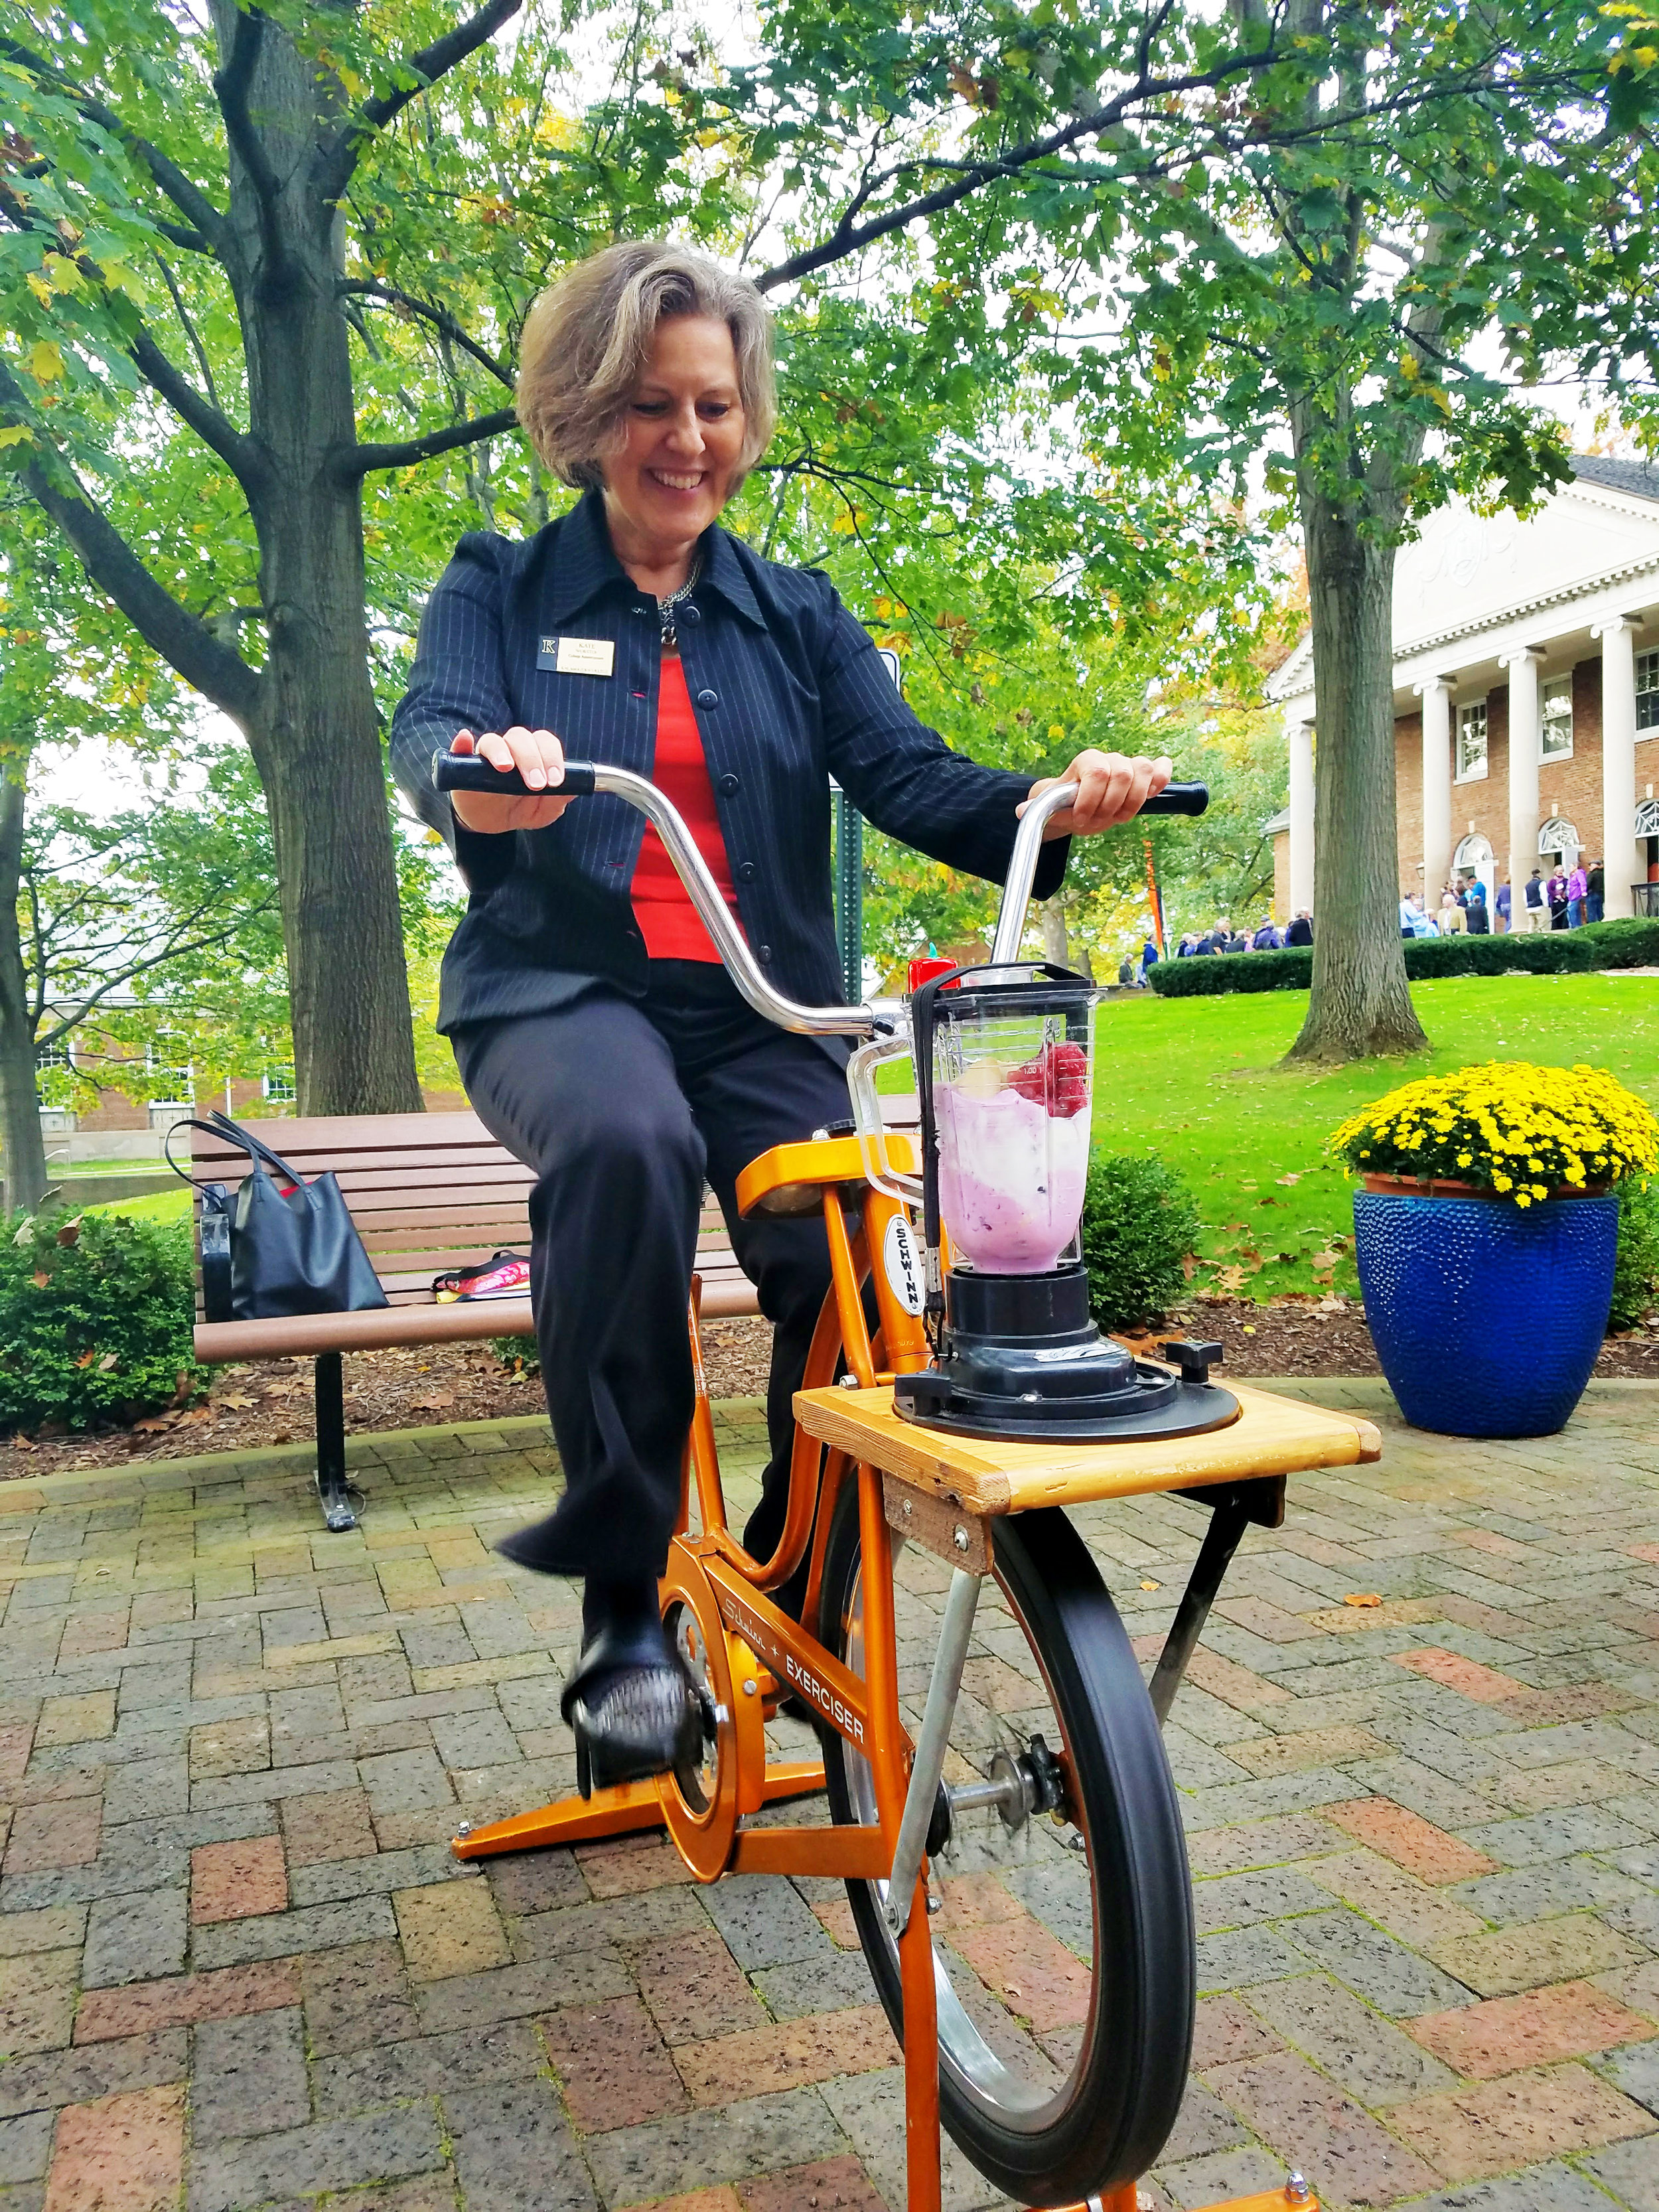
[1267,456,1659,922]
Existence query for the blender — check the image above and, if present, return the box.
[851,798,1237,1445]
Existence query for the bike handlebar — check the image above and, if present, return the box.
[431,748,1207,1035]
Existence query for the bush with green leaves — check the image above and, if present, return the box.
[1613,1178,1659,1334]
[1149,917,1659,998]
[1078,1151,1202,1333]
[0,1209,203,1434]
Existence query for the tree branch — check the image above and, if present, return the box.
[0,34,230,258]
[0,366,261,725]
[125,323,267,490]
[338,279,514,389]
[753,47,1289,293]
[313,0,524,206]
[153,254,222,411]
[342,405,518,480]
[212,7,286,269]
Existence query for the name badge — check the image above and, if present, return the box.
[539,634,614,678]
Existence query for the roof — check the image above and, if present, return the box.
[1569,454,1659,504]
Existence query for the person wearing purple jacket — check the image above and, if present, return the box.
[1567,861,1589,928]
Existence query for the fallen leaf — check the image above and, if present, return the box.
[74,1349,97,1369]
[98,1352,118,1372]
[177,1406,212,1425]
[31,1270,48,1289]
[413,1390,455,1409]
[1212,1265,1250,1293]
[134,1414,177,1433]
[1275,1173,1301,1184]
[56,1217,82,1247]
[216,1393,253,1409]
[1311,1249,1343,1270]
[1344,1593,1382,1607]
[1242,1324,1257,1335]
[1139,1579,1161,1591]
[10,1432,34,1449]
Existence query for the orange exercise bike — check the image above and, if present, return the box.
[435,750,1372,2212]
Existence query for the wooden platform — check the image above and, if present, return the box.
[793,1379,1382,1515]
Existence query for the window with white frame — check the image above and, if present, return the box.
[1457,700,1488,780]
[1638,648,1659,734]
[1540,675,1573,760]
[261,1066,296,1103]
[35,1037,68,1070]
[145,1036,192,1106]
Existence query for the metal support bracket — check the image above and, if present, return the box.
[1147,1476,1283,1725]
[883,1564,981,1935]
[314,1351,357,1533]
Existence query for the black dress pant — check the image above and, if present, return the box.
[451,964,853,1583]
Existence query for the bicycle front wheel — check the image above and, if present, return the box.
[818,1482,1194,2206]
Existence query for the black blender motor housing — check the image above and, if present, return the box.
[890,964,1239,1444]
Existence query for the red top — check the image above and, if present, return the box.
[630,656,742,960]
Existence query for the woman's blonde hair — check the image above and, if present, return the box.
[516,241,776,491]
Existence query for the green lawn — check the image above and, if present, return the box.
[1093,972,1659,1297]
[81,1185,192,1224]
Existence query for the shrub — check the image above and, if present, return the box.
[1148,917,1659,998]
[1079,1151,1202,1332]
[1612,1178,1659,1333]
[0,1209,204,1434]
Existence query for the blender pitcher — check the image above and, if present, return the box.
[932,978,1096,1274]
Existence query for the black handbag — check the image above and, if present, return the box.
[167,1110,390,1324]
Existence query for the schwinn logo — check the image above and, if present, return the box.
[726,1599,865,1747]
[883,1214,924,1317]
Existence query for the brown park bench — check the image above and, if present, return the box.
[185,1098,917,1533]
[184,1110,762,1533]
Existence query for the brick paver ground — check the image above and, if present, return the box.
[2,1379,1657,2211]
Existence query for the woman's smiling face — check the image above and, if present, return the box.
[602,313,747,555]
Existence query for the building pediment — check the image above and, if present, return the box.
[1268,459,1659,703]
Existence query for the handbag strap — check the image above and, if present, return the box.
[163,1118,256,1188]
[204,1107,309,1189]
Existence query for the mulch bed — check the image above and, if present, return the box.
[7,1299,1658,1481]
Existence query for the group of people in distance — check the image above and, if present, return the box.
[1173,910,1314,959]
[1400,859,1606,940]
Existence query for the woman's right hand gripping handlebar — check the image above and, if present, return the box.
[446,727,576,834]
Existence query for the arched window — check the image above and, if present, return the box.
[1635,800,1659,840]
[1538,816,1580,861]
[1453,832,1492,871]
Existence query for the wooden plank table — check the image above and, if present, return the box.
[793,1378,1382,1514]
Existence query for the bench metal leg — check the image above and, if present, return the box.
[314,1352,356,1532]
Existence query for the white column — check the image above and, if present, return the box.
[1501,647,1544,933]
[1287,714,1315,920]
[1415,677,1453,909]
[1596,617,1640,920]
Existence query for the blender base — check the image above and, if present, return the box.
[892,1370,1240,1445]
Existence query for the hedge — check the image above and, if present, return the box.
[1147,916,1659,997]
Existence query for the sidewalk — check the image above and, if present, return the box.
[1,1381,1656,2211]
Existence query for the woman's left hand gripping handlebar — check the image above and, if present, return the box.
[447,727,577,834]
[1018,749,1173,838]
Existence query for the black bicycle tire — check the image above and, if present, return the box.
[818,1484,1195,2205]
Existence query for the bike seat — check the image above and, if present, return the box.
[736,1132,919,1219]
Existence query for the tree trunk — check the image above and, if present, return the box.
[1283,452,1429,1063]
[0,773,50,1215]
[214,3,421,1117]
[1041,896,1069,967]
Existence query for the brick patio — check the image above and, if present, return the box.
[2,1380,1658,2212]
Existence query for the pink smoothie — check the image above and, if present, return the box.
[935,1080,1091,1272]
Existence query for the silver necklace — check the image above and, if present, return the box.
[656,557,701,648]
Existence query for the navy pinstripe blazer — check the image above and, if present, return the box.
[390,490,1068,1036]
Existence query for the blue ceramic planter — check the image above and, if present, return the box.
[1353,1188,1618,1437]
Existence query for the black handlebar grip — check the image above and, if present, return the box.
[1140,780,1208,816]
[432,750,599,798]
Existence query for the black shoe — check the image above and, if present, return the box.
[561,1613,701,1799]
